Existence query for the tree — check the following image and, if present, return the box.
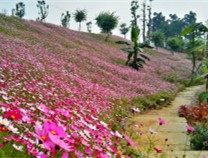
[119,23,129,38]
[205,20,208,56]
[61,11,71,28]
[1,9,7,15]
[181,22,208,75]
[37,0,49,22]
[86,21,92,33]
[125,0,150,70]
[152,12,166,32]
[183,11,197,28]
[73,9,87,31]
[167,37,184,53]
[141,0,147,43]
[167,14,184,37]
[15,2,25,18]
[130,0,139,28]
[95,12,119,41]
[150,30,165,48]
[147,0,154,44]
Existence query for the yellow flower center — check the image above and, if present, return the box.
[39,144,43,148]
[116,151,122,157]
[41,135,47,141]
[11,115,15,119]
[51,130,56,135]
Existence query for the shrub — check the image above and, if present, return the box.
[189,124,208,150]
[178,104,208,124]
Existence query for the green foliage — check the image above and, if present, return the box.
[150,30,165,47]
[37,0,49,22]
[73,9,87,23]
[125,146,142,157]
[189,124,208,150]
[61,11,71,28]
[73,9,87,31]
[15,2,25,18]
[130,0,139,28]
[131,27,139,43]
[86,21,92,33]
[152,12,166,32]
[198,92,208,103]
[95,12,119,41]
[167,36,184,52]
[119,23,129,38]
[124,0,151,70]
[181,23,208,75]
[125,27,150,70]
[132,93,171,109]
[0,141,33,158]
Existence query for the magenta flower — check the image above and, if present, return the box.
[124,136,136,147]
[62,152,68,158]
[39,153,48,158]
[158,118,166,125]
[35,124,55,151]
[44,121,67,138]
[186,125,195,132]
[49,134,74,151]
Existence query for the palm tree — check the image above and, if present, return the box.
[73,9,87,31]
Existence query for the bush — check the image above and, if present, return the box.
[178,104,208,124]
[189,124,208,150]
[167,36,184,52]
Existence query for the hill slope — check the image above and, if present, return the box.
[0,14,192,157]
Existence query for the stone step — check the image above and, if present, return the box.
[165,151,208,158]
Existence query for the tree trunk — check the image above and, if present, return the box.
[105,33,110,41]
[192,52,196,75]
[191,32,196,75]
[79,22,81,31]
[132,41,138,69]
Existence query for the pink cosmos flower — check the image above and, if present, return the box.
[124,136,136,147]
[39,153,48,158]
[84,148,93,155]
[49,134,74,151]
[158,118,166,125]
[35,124,55,151]
[44,121,67,138]
[4,108,22,121]
[186,125,195,132]
[62,152,68,158]
[0,144,5,147]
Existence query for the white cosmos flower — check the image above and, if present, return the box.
[13,144,23,151]
[149,128,157,134]
[100,121,108,128]
[0,116,10,127]
[8,125,19,134]
[0,107,6,112]
[115,131,122,138]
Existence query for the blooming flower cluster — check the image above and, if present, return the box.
[0,15,192,157]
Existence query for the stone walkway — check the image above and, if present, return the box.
[129,85,208,157]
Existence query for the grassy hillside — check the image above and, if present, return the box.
[0,14,192,157]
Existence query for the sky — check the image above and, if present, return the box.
[1,0,208,39]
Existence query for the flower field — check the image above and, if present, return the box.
[0,14,192,157]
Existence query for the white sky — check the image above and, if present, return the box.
[1,0,208,39]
